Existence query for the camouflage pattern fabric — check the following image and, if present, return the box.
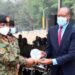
[0,34,26,75]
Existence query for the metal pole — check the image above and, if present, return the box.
[42,9,45,29]
[42,7,48,29]
[58,0,62,10]
[46,17,48,31]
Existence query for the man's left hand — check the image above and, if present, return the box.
[39,58,52,65]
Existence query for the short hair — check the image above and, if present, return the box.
[58,7,71,15]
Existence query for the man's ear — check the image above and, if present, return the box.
[67,15,71,21]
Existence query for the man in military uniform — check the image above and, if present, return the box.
[0,15,35,75]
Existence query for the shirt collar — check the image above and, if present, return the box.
[59,22,69,29]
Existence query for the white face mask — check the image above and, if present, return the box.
[10,27,16,34]
[0,26,10,35]
[57,17,68,26]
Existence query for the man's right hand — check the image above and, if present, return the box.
[25,58,36,68]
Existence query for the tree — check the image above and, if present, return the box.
[0,0,75,30]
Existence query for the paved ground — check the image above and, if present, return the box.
[13,29,47,44]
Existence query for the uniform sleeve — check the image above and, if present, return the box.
[18,56,27,65]
[9,37,27,65]
[0,37,27,66]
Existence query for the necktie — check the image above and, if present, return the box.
[58,26,63,45]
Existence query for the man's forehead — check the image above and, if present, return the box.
[57,7,70,16]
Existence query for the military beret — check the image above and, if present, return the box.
[0,15,10,23]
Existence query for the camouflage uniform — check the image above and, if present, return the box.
[0,33,26,75]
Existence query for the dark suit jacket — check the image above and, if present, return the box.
[46,21,75,75]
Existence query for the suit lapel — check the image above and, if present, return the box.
[59,23,72,48]
[53,25,59,48]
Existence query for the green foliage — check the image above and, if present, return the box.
[0,0,75,30]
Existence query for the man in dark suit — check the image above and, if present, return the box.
[39,7,75,75]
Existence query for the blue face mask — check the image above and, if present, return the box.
[10,27,16,34]
[57,17,68,26]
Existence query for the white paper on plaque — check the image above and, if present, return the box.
[30,49,41,59]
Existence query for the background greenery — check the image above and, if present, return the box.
[0,0,75,31]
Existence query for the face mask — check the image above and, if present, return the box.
[57,17,68,26]
[10,27,16,34]
[0,26,10,35]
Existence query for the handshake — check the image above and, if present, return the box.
[25,49,52,68]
